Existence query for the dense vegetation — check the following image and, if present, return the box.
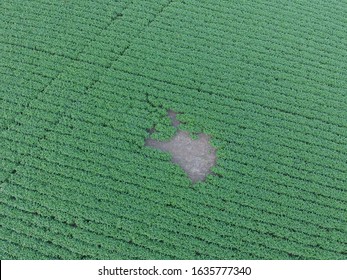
[1,0,347,259]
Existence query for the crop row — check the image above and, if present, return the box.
[1,139,346,256]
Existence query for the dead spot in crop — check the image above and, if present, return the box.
[167,109,180,128]
[145,110,216,183]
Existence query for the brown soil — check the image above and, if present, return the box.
[145,110,216,183]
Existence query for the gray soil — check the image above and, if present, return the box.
[167,109,181,128]
[145,110,216,183]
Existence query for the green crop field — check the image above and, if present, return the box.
[1,0,347,259]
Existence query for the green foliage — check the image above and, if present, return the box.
[1,0,347,260]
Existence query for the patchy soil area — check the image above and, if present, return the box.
[145,110,216,183]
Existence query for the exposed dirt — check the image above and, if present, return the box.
[145,110,216,183]
[167,109,180,128]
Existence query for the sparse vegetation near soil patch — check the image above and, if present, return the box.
[145,110,216,183]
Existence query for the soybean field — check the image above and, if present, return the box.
[1,0,347,259]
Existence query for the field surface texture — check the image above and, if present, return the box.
[1,0,347,259]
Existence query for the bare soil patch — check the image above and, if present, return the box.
[145,110,216,183]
